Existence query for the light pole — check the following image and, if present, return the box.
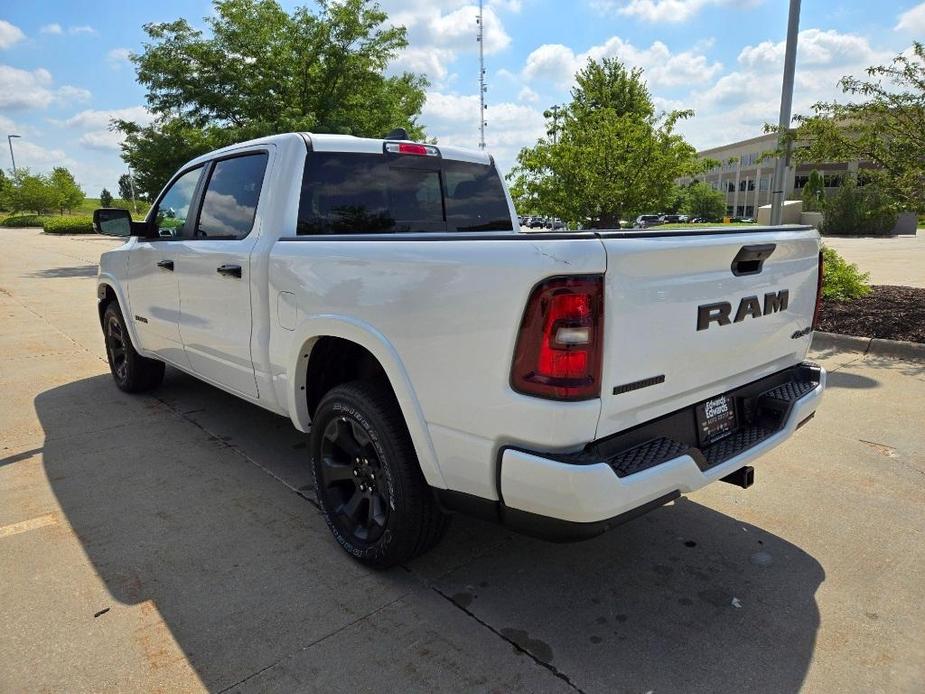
[7,134,21,175]
[770,0,801,226]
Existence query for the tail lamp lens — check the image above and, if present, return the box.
[511,275,604,401]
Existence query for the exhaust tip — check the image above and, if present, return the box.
[721,465,754,489]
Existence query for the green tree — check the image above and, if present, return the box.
[8,169,57,214]
[100,188,114,207]
[820,176,896,236]
[118,173,136,201]
[683,182,726,220]
[801,169,825,212]
[0,169,11,211]
[506,57,703,227]
[49,167,85,214]
[787,42,925,212]
[118,0,428,198]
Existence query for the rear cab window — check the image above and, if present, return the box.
[297,151,513,235]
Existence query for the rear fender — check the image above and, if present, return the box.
[285,315,447,489]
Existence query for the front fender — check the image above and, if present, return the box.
[97,275,146,355]
[284,314,447,490]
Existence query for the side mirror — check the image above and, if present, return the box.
[93,208,133,237]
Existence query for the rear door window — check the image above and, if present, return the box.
[193,152,268,240]
[297,152,512,235]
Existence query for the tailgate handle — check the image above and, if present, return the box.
[731,244,775,276]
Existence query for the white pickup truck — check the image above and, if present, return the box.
[94,132,825,567]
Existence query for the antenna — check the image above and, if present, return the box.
[476,0,487,150]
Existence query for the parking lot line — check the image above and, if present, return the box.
[0,513,58,539]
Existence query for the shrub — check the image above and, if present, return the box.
[42,215,94,234]
[820,177,896,236]
[821,246,871,301]
[1,214,49,227]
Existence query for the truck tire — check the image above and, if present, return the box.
[311,380,449,568]
[102,302,165,393]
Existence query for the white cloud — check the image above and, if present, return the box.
[677,28,895,151]
[422,91,545,173]
[79,130,124,151]
[384,2,512,83]
[522,44,577,86]
[39,23,97,37]
[591,0,761,23]
[1,139,75,171]
[895,3,925,32]
[65,106,153,130]
[518,85,539,103]
[522,36,722,89]
[106,47,132,69]
[0,64,91,110]
[738,28,884,72]
[0,65,55,109]
[57,85,92,103]
[62,106,154,152]
[0,19,25,49]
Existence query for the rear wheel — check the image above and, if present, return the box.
[311,380,448,568]
[102,302,165,393]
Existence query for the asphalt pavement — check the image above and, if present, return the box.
[1,228,923,693]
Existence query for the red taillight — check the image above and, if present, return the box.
[511,275,604,401]
[813,250,824,329]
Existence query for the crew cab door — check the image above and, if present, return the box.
[128,165,205,367]
[175,151,269,398]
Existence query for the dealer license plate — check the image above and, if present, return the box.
[696,394,737,446]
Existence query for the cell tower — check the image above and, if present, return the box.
[476,0,487,149]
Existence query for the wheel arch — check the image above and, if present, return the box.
[285,316,447,490]
[97,277,144,349]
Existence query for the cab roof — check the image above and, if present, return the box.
[185,131,493,168]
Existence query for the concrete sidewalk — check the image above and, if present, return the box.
[1,229,923,693]
[823,233,925,288]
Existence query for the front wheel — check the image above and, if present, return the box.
[310,380,448,568]
[102,302,165,393]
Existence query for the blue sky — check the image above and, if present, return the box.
[0,0,922,195]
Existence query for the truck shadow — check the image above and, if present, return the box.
[36,372,823,693]
[28,264,99,278]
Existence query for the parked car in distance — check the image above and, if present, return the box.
[527,216,547,229]
[635,214,663,228]
[92,131,825,569]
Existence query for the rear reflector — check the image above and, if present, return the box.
[813,249,824,329]
[385,142,439,157]
[511,275,604,401]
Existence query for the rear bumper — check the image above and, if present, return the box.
[491,362,824,540]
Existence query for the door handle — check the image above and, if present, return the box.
[217,264,242,278]
[156,259,174,271]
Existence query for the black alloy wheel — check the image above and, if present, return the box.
[106,313,129,383]
[101,302,165,393]
[318,415,390,543]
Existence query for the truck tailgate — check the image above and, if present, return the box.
[596,226,820,439]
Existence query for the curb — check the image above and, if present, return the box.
[812,331,925,361]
